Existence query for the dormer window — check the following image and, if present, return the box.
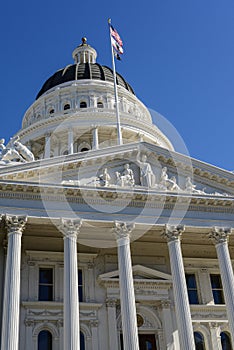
[64,103,70,111]
[80,101,87,108]
[97,101,104,108]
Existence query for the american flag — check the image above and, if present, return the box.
[110,25,123,47]
[109,21,124,57]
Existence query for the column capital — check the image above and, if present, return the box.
[89,319,99,328]
[113,221,135,241]
[160,300,171,309]
[59,218,82,239]
[5,215,27,235]
[209,227,231,245]
[162,224,185,242]
[106,298,117,308]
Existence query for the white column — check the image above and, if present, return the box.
[209,322,222,350]
[209,227,234,347]
[113,222,139,350]
[163,225,195,350]
[106,299,118,350]
[44,132,51,158]
[1,215,27,350]
[59,218,82,350]
[68,128,74,154]
[92,126,99,150]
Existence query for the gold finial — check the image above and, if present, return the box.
[82,37,87,45]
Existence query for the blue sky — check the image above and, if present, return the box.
[0,0,234,170]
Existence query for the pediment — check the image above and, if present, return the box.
[99,265,172,281]
[0,142,233,198]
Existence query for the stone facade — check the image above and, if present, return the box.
[0,40,234,350]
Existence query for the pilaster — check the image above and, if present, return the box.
[106,299,118,350]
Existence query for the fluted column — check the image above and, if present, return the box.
[59,218,82,350]
[209,227,234,347]
[113,222,139,350]
[1,215,27,350]
[162,225,195,350]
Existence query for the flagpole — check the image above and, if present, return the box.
[108,19,123,146]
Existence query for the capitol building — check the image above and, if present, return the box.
[0,39,234,350]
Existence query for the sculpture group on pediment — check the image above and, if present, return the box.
[116,163,135,187]
[0,136,35,165]
[61,153,230,197]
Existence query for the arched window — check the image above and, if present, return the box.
[64,103,70,111]
[97,101,104,108]
[194,332,206,350]
[80,101,87,108]
[49,108,55,115]
[221,332,232,350]
[38,330,52,350]
[80,332,85,350]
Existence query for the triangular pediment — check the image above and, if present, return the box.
[0,142,233,197]
[99,265,172,281]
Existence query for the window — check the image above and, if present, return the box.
[80,101,87,108]
[39,268,53,301]
[80,332,85,350]
[210,274,224,304]
[64,103,70,111]
[97,101,104,108]
[49,108,54,115]
[38,330,52,350]
[194,332,206,350]
[185,274,199,304]
[78,269,83,302]
[221,332,232,350]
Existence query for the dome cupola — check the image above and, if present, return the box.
[72,37,97,64]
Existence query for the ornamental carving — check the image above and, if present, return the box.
[113,221,135,240]
[162,224,185,242]
[59,218,82,238]
[209,227,232,245]
[5,215,27,235]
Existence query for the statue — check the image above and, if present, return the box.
[157,167,181,192]
[0,136,35,164]
[136,152,155,187]
[116,163,135,187]
[13,137,35,162]
[184,177,205,194]
[99,168,111,186]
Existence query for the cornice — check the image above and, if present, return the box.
[0,181,233,214]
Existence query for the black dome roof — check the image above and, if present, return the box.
[36,63,135,99]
